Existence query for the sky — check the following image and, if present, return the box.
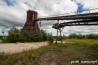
[0,0,98,36]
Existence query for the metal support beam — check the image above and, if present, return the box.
[52,19,98,29]
[37,12,98,21]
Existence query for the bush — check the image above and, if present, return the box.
[67,34,98,39]
[1,27,54,43]
[47,34,54,45]
[1,37,8,43]
[3,27,20,43]
[0,36,3,40]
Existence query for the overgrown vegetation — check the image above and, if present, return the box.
[0,36,3,39]
[0,39,98,65]
[1,27,54,43]
[47,34,54,44]
[1,27,98,43]
[64,33,98,39]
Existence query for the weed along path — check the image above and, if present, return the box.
[0,42,48,53]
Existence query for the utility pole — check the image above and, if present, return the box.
[2,28,4,38]
[1,28,4,43]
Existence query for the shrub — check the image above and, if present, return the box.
[4,27,20,43]
[0,36,3,40]
[47,34,54,45]
[67,34,98,39]
[1,27,54,43]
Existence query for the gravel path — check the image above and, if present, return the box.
[0,42,48,53]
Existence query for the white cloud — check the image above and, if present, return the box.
[0,0,98,36]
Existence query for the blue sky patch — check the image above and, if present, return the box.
[77,3,84,14]
[4,0,14,6]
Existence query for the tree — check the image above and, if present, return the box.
[6,27,20,43]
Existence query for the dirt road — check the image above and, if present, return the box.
[0,42,48,53]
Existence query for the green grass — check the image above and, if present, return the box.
[0,39,98,65]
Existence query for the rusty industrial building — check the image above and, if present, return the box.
[22,10,39,35]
